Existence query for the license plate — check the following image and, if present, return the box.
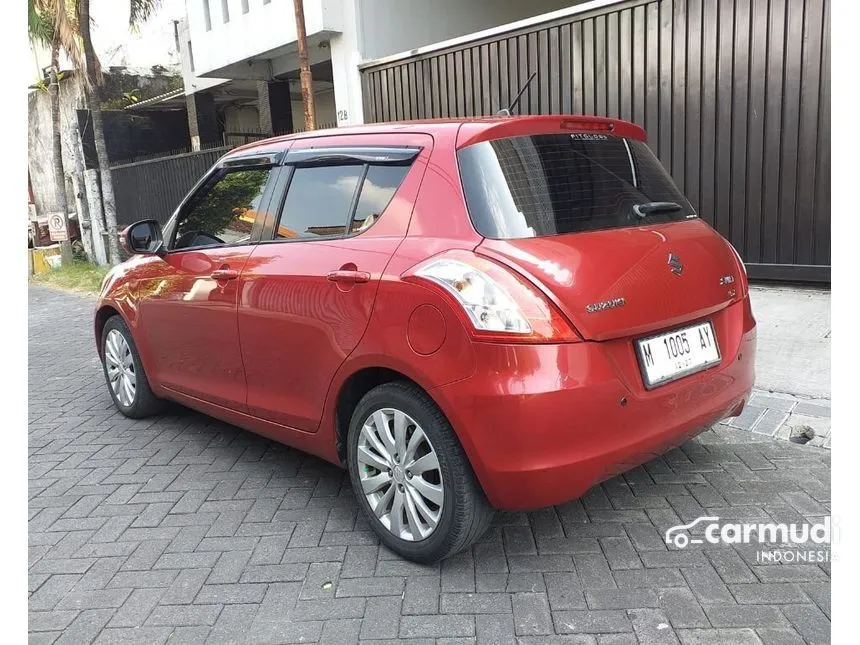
[636,321,721,389]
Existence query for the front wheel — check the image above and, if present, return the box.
[100,316,163,419]
[347,382,494,562]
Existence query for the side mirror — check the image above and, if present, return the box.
[121,219,165,256]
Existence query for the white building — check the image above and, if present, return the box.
[177,0,580,146]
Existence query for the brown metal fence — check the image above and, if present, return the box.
[111,146,230,227]
[360,0,830,282]
[111,124,341,227]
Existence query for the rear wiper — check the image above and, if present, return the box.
[632,202,683,219]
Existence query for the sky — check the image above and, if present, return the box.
[89,0,186,69]
[31,0,187,79]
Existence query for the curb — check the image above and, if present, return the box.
[718,388,831,448]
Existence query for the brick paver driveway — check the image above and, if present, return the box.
[29,286,831,644]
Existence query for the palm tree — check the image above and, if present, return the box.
[77,0,161,265]
[28,0,82,266]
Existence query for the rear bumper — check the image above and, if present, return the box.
[431,298,756,510]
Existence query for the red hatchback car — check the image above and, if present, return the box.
[96,115,756,562]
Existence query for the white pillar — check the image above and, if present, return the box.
[83,169,108,267]
[329,0,365,125]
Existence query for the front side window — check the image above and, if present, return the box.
[458,134,696,239]
[172,168,271,250]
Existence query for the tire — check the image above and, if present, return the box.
[100,315,163,419]
[347,381,494,562]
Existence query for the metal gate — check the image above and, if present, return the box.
[111,146,230,227]
[360,0,830,282]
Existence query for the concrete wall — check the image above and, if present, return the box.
[186,0,342,78]
[27,78,87,217]
[177,16,228,96]
[291,89,337,130]
[357,0,588,61]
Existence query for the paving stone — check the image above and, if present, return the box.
[749,394,797,413]
[359,596,401,640]
[145,603,222,627]
[25,287,832,644]
[755,628,806,645]
[702,604,789,628]
[704,548,757,584]
[400,615,475,638]
[792,402,830,418]
[800,581,830,618]
[402,575,440,614]
[656,588,709,629]
[194,583,267,605]
[751,565,829,583]
[573,553,617,590]
[599,537,642,570]
[108,588,165,628]
[545,572,587,610]
[728,583,808,605]
[723,405,766,431]
[441,592,512,614]
[780,603,831,644]
[681,565,735,604]
[511,592,553,635]
[612,568,685,589]
[474,613,516,645]
[676,628,763,644]
[53,609,114,645]
[586,589,659,610]
[202,604,256,644]
[319,617,361,645]
[335,576,403,597]
[553,610,632,634]
[627,607,680,645]
[503,526,538,555]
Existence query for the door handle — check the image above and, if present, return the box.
[211,268,239,281]
[326,269,371,284]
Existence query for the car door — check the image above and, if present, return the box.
[237,133,433,431]
[134,153,283,411]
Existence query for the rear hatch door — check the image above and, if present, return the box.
[478,220,738,341]
[458,131,741,341]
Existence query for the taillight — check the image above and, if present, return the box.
[404,250,580,343]
[725,240,749,296]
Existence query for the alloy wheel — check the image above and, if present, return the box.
[104,329,136,407]
[357,407,444,541]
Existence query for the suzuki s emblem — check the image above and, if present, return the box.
[668,253,683,276]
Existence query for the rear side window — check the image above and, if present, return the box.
[350,165,409,234]
[458,134,696,239]
[274,163,410,240]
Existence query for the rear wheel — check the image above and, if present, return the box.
[347,381,494,562]
[100,316,163,418]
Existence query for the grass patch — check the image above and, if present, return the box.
[31,260,110,295]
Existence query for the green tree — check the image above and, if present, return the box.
[28,0,82,266]
[180,170,269,237]
[77,0,162,264]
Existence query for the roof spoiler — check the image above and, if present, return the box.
[456,115,647,149]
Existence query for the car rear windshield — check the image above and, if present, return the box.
[457,133,696,239]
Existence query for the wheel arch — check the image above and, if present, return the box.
[333,365,427,466]
[94,304,123,359]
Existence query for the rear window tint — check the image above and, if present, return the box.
[458,134,696,239]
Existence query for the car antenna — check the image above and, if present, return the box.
[496,71,537,117]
